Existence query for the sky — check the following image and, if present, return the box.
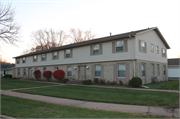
[1,0,180,63]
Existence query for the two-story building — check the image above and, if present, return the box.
[13,27,170,84]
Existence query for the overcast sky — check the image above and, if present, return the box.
[1,0,180,63]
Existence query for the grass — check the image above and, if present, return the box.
[145,80,179,90]
[1,95,166,118]
[1,78,56,90]
[16,85,179,107]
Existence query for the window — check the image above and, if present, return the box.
[142,63,145,77]
[23,68,26,75]
[35,68,37,71]
[116,41,124,52]
[157,64,160,75]
[66,49,71,58]
[151,44,154,52]
[156,46,159,54]
[141,41,145,52]
[118,64,125,77]
[54,67,58,71]
[163,65,166,76]
[53,51,58,59]
[22,57,26,63]
[18,69,20,75]
[42,54,46,61]
[95,65,101,77]
[17,59,20,64]
[43,67,46,73]
[162,48,166,57]
[93,45,99,55]
[67,66,72,77]
[33,55,37,62]
[151,64,154,75]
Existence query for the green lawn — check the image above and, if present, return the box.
[145,80,179,90]
[16,85,179,107]
[1,78,56,90]
[1,95,166,118]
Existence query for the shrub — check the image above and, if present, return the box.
[60,78,69,83]
[129,77,142,87]
[94,78,99,84]
[53,70,65,81]
[4,74,12,78]
[43,71,52,81]
[82,79,92,85]
[34,70,41,80]
[99,79,106,85]
[119,80,123,85]
[107,81,117,85]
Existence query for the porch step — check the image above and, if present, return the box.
[66,80,82,84]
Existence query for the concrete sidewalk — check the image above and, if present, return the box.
[1,90,179,118]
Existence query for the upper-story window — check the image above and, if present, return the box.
[53,51,58,60]
[42,54,46,61]
[33,55,37,62]
[116,41,124,52]
[93,45,99,55]
[17,59,20,64]
[95,65,101,77]
[156,46,159,54]
[162,48,166,58]
[118,64,126,78]
[22,57,26,63]
[66,49,71,58]
[139,40,146,53]
[151,44,154,52]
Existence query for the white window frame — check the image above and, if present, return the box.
[156,46,159,54]
[95,65,101,77]
[42,54,46,61]
[162,48,166,57]
[66,49,71,58]
[67,66,72,77]
[93,45,100,55]
[151,44,154,52]
[33,55,37,62]
[118,64,126,78]
[22,57,26,63]
[116,41,124,52]
[53,51,58,59]
[141,41,145,52]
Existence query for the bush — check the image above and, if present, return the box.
[4,74,12,78]
[82,79,92,85]
[60,78,69,83]
[106,80,117,85]
[34,70,41,80]
[99,79,106,85]
[43,71,52,81]
[129,77,142,87]
[53,70,65,81]
[119,80,123,85]
[94,78,99,84]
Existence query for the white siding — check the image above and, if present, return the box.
[16,38,134,68]
[135,30,167,63]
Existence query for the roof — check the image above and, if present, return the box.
[1,64,15,69]
[168,58,180,66]
[14,27,170,58]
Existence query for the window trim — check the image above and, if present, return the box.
[151,44,154,52]
[67,66,72,77]
[95,65,101,78]
[156,46,159,54]
[22,57,26,63]
[17,58,20,64]
[41,53,47,61]
[33,55,38,62]
[90,44,103,56]
[118,64,126,78]
[93,44,100,55]
[116,41,124,52]
[139,40,147,53]
[52,51,59,60]
[162,48,166,58]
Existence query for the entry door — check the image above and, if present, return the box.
[79,66,86,80]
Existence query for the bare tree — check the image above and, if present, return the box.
[31,29,68,51]
[20,49,31,55]
[69,28,96,43]
[0,2,20,45]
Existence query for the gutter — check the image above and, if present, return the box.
[129,35,135,77]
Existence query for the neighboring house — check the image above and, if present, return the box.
[1,64,15,77]
[168,58,180,80]
[13,27,170,84]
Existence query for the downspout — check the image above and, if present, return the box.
[129,35,135,77]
